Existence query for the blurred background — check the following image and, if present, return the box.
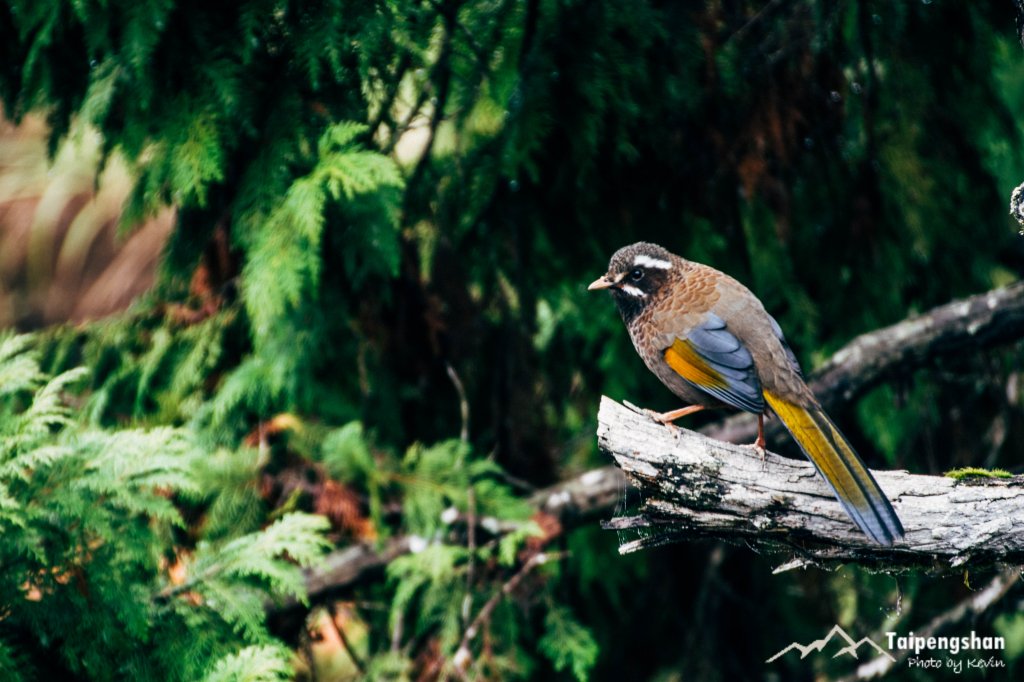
[1,1,1023,680]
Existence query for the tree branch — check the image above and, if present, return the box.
[267,469,624,632]
[599,397,1024,570]
[837,567,1021,681]
[269,281,1024,624]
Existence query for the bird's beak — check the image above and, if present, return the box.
[588,274,619,291]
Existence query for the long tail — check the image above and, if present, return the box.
[763,391,904,545]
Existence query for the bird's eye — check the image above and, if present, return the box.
[629,268,644,282]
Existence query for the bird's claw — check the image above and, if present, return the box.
[643,409,681,436]
[643,408,669,424]
[740,440,768,469]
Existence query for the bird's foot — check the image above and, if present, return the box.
[645,404,707,425]
[626,402,706,437]
[641,409,681,437]
[740,439,767,467]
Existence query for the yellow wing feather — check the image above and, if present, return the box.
[663,339,727,389]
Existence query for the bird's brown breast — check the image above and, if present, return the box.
[628,259,810,408]
[626,261,728,407]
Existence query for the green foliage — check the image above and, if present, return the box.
[313,426,559,677]
[46,308,237,428]
[399,439,532,536]
[174,514,332,642]
[194,445,269,541]
[240,121,403,351]
[201,645,294,682]
[387,544,468,650]
[994,612,1024,665]
[539,605,600,682]
[321,420,386,531]
[6,0,408,438]
[3,1,1024,680]
[0,336,329,680]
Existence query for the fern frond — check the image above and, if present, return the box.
[202,644,293,682]
[187,513,331,606]
[539,606,599,682]
[0,334,42,397]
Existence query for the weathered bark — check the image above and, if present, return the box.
[599,397,1024,570]
[1015,0,1024,49]
[1012,181,1024,230]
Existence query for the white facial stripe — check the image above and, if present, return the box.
[632,254,672,269]
[619,284,646,298]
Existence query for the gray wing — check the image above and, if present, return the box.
[767,313,803,377]
[676,312,765,414]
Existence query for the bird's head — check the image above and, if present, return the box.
[588,242,676,320]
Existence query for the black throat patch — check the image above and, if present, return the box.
[611,287,647,324]
[609,267,669,324]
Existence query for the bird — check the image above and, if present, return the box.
[588,241,904,545]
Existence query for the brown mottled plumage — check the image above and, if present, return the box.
[589,242,904,545]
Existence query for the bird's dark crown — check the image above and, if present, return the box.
[606,242,675,274]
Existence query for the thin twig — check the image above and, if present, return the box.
[154,560,225,602]
[367,52,413,140]
[327,602,367,675]
[451,551,568,675]
[446,361,470,443]
[724,0,786,45]
[382,81,433,156]
[462,487,477,627]
[300,623,318,682]
[489,465,537,493]
[390,603,404,654]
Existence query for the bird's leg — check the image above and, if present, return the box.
[742,413,767,465]
[646,404,707,424]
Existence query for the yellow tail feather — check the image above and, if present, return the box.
[763,391,904,545]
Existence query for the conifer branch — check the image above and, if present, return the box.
[426,0,491,75]
[383,84,433,156]
[406,0,458,187]
[446,361,470,443]
[327,603,367,675]
[367,52,413,140]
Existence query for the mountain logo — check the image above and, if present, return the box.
[767,624,896,663]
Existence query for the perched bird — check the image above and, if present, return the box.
[589,242,904,545]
